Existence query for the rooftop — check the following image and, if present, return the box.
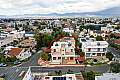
[8,48,23,57]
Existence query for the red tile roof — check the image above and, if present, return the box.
[114,33,120,37]
[8,48,23,57]
[113,39,120,44]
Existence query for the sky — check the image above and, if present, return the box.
[0,0,120,15]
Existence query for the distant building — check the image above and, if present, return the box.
[101,24,113,33]
[63,28,74,34]
[40,28,53,34]
[95,73,120,80]
[25,32,34,37]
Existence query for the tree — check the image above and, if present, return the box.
[0,54,6,63]
[106,52,114,61]
[110,62,120,73]
[80,52,85,57]
[40,52,49,61]
[82,71,96,80]
[6,56,17,62]
[96,36,103,41]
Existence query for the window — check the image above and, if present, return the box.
[103,48,106,51]
[69,77,72,80]
[45,77,49,79]
[97,42,100,46]
[53,57,56,60]
[58,57,61,60]
[86,53,91,57]
[93,53,95,55]
[88,48,91,51]
[98,48,100,51]
[71,49,73,52]
[102,53,105,56]
[55,44,58,46]
[70,57,73,60]
[54,49,56,52]
[68,43,71,46]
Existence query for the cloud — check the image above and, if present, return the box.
[0,0,120,15]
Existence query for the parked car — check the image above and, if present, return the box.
[13,61,21,65]
[0,73,6,78]
[0,63,7,67]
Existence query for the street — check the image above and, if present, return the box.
[18,50,42,67]
[0,64,109,80]
[30,64,109,73]
[108,47,120,61]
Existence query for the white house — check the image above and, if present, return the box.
[101,24,113,33]
[95,73,120,80]
[40,28,53,34]
[22,67,84,80]
[80,38,108,59]
[50,37,76,64]
[63,28,74,33]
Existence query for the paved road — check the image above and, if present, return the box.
[18,50,42,67]
[30,64,109,73]
[108,47,120,61]
[0,64,109,80]
[0,67,28,80]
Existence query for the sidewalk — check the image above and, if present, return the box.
[41,64,92,67]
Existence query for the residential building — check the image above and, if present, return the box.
[7,48,32,60]
[50,37,76,64]
[80,38,108,59]
[43,73,84,80]
[20,38,36,48]
[22,67,84,80]
[95,73,120,80]
[40,28,53,34]
[101,24,113,33]
[0,30,25,47]
[63,28,74,34]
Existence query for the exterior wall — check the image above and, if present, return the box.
[17,49,32,60]
[22,68,33,80]
[82,41,108,59]
[44,74,77,80]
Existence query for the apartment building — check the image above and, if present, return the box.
[50,37,76,64]
[80,38,108,59]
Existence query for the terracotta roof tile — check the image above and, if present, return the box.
[113,39,120,44]
[8,48,23,57]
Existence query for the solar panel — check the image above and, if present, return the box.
[53,77,66,80]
